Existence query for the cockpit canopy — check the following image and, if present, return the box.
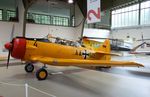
[26,36,82,47]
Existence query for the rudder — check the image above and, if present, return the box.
[97,39,111,60]
[97,39,110,53]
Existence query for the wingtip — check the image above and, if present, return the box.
[130,62,144,67]
[139,64,144,67]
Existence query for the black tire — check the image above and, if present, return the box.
[36,68,48,80]
[25,63,34,73]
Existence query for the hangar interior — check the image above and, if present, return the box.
[0,0,150,97]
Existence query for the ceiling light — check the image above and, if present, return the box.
[68,0,73,4]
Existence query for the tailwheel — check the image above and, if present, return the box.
[36,68,48,80]
[25,63,34,73]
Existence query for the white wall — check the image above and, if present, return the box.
[83,28,110,42]
[0,22,16,56]
[74,3,85,38]
[26,24,76,40]
[111,27,150,49]
[83,28,110,38]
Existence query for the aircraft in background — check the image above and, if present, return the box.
[130,33,150,55]
[4,35,143,80]
[82,36,132,51]
[130,42,150,55]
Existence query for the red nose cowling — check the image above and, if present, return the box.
[5,38,26,59]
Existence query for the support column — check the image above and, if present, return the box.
[17,0,25,36]
[70,4,75,27]
[138,0,141,25]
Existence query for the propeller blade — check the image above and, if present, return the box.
[5,39,13,69]
[7,50,11,69]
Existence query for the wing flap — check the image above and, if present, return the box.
[31,56,143,67]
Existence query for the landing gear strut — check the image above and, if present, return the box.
[25,63,34,73]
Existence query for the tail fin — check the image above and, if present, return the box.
[97,39,110,53]
[82,38,110,52]
[82,38,111,60]
[82,38,103,50]
[97,39,111,60]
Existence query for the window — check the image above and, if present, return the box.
[27,13,69,26]
[141,1,150,25]
[0,10,2,20]
[34,14,41,24]
[52,16,69,26]
[112,1,150,28]
[6,10,16,20]
[112,4,139,28]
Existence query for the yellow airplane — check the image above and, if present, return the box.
[4,36,143,80]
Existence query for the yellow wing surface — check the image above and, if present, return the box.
[94,51,120,56]
[30,56,143,67]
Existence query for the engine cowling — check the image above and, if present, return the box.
[5,38,26,59]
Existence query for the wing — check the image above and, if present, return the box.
[30,56,143,67]
[94,51,121,56]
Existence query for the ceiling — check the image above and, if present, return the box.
[0,0,142,17]
[0,0,17,9]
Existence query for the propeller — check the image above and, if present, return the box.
[5,41,13,69]
[7,50,11,69]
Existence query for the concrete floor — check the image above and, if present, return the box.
[0,55,150,97]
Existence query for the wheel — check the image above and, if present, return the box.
[25,63,34,73]
[36,68,48,80]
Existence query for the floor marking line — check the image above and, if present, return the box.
[28,86,57,97]
[0,81,24,87]
[0,81,57,97]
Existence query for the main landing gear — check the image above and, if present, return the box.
[25,63,34,73]
[24,63,48,80]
